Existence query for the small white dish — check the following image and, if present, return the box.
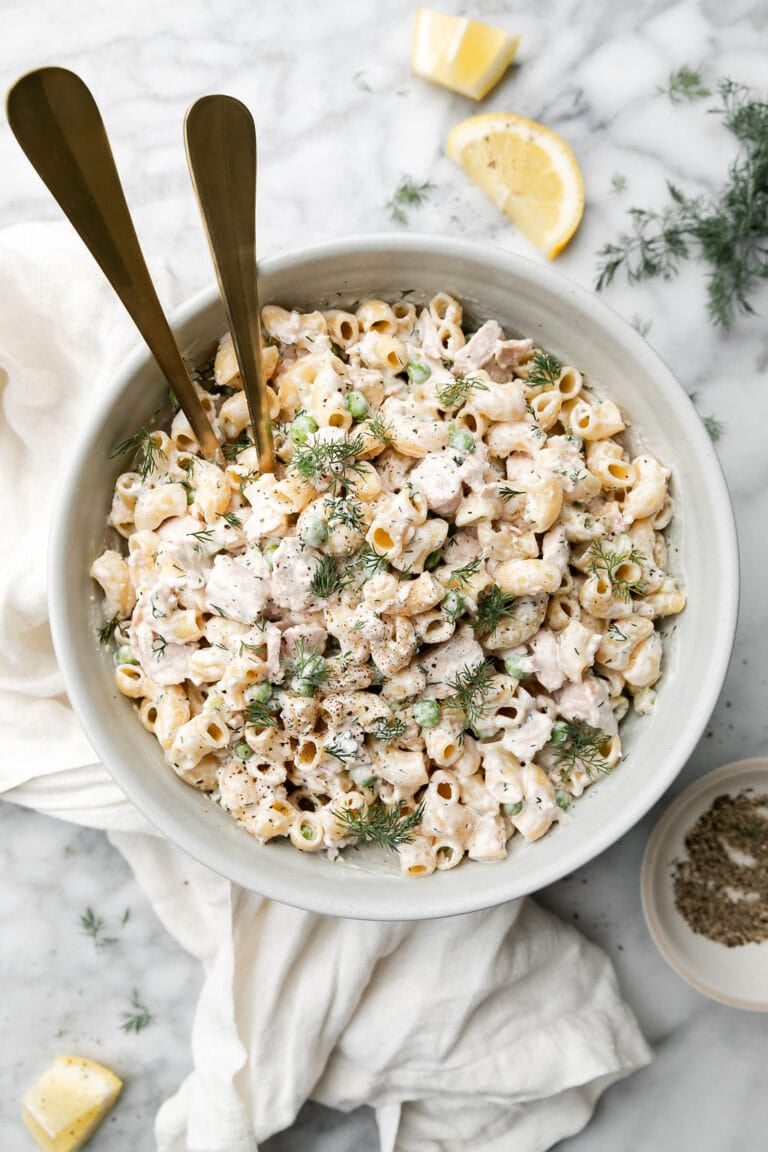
[642,758,768,1011]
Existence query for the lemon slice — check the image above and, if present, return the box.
[447,113,585,258]
[22,1056,123,1152]
[412,8,520,101]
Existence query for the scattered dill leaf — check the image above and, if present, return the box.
[587,540,647,602]
[597,79,768,328]
[355,543,389,578]
[442,590,467,626]
[551,720,611,780]
[325,735,357,762]
[334,800,425,850]
[371,716,407,741]
[365,413,395,446]
[324,496,365,535]
[448,557,481,589]
[610,173,627,194]
[310,554,348,599]
[192,355,235,396]
[291,434,366,494]
[120,989,154,1034]
[526,350,562,388]
[657,64,710,104]
[222,511,242,529]
[110,426,165,481]
[386,175,435,225]
[80,907,117,951]
[631,314,653,338]
[287,640,327,692]
[244,700,278,728]
[436,374,488,410]
[188,527,214,544]
[499,485,523,503]
[121,907,131,925]
[473,584,518,638]
[98,613,120,646]
[445,658,495,732]
[703,413,724,441]
[222,432,253,462]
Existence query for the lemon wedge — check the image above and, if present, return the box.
[412,8,520,101]
[447,112,585,258]
[22,1056,123,1152]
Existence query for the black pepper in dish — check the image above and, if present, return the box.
[672,791,768,947]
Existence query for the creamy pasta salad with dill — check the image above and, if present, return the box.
[91,293,686,876]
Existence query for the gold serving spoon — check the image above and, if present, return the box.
[184,95,275,473]
[6,67,219,459]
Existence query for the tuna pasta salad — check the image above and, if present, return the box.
[91,293,686,876]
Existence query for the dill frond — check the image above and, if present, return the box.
[370,716,407,741]
[244,700,278,728]
[110,426,165,481]
[222,511,242,529]
[526,350,563,388]
[334,800,425,850]
[286,640,327,692]
[310,554,348,599]
[120,989,154,1034]
[610,173,627,194]
[436,374,488,411]
[587,540,647,602]
[386,175,435,225]
[657,64,710,104]
[80,907,117,951]
[445,658,495,733]
[499,485,524,503]
[472,584,518,638]
[447,557,481,589]
[222,431,253,462]
[551,720,612,780]
[291,434,367,494]
[365,414,395,446]
[98,613,120,646]
[324,496,365,535]
[355,543,389,578]
[324,735,357,762]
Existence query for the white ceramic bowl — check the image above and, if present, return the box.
[49,235,739,920]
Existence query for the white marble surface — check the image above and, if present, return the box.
[2,0,768,1148]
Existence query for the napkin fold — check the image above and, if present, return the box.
[0,223,652,1152]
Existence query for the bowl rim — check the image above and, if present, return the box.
[48,232,740,919]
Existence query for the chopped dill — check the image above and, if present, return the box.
[334,800,425,850]
[386,175,435,225]
[371,716,407,741]
[436,374,488,411]
[526,350,562,388]
[310,554,348,599]
[98,613,120,646]
[110,426,165,481]
[80,907,117,951]
[472,584,518,638]
[222,511,242,529]
[244,700,278,728]
[120,989,154,1034]
[188,527,214,544]
[325,736,357,762]
[365,413,395,446]
[610,173,627,195]
[703,413,724,442]
[355,543,389,578]
[657,64,710,104]
[587,540,647,602]
[222,432,253,462]
[551,720,611,780]
[445,658,495,733]
[499,485,523,503]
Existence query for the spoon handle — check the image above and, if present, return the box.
[184,95,275,474]
[6,67,219,459]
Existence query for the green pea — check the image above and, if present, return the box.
[346,390,369,420]
[413,699,441,728]
[555,789,571,812]
[234,741,254,761]
[114,646,139,666]
[503,801,524,817]
[251,682,273,703]
[424,549,442,571]
[290,413,319,444]
[292,677,316,697]
[550,723,568,746]
[406,360,431,384]
[301,518,329,548]
[449,428,475,454]
[263,543,279,568]
[504,657,524,679]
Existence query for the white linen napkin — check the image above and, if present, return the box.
[0,223,652,1152]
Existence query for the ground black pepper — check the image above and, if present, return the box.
[672,790,768,947]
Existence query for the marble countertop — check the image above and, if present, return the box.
[2,0,768,1148]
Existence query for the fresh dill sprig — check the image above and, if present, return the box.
[371,716,407,741]
[291,434,367,494]
[703,413,724,442]
[526,350,563,388]
[110,426,166,481]
[222,432,253,462]
[587,540,647,602]
[151,635,168,659]
[324,496,365,535]
[657,64,710,104]
[120,989,154,1034]
[610,173,628,195]
[499,485,523,503]
[597,79,768,328]
[80,907,117,951]
[98,613,120,646]
[448,557,481,589]
[436,374,488,411]
[442,590,467,626]
[472,584,518,638]
[310,554,348,599]
[188,527,214,544]
[365,413,395,446]
[287,640,327,692]
[334,800,425,850]
[551,720,611,780]
[325,735,357,762]
[445,659,495,732]
[244,700,278,728]
[386,175,435,225]
[355,543,389,578]
[222,511,243,529]
[238,468,259,494]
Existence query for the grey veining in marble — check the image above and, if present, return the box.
[3,0,768,1148]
